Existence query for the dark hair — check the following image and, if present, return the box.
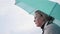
[35,10,55,22]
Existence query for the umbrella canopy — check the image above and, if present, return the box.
[15,0,60,20]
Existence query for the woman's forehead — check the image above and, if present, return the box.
[35,12,42,16]
[34,12,46,18]
[34,13,41,17]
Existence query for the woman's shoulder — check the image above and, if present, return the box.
[44,23,60,32]
[45,23,60,30]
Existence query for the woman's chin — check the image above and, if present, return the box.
[36,25,41,27]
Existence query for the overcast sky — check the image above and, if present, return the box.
[0,0,42,34]
[49,0,60,4]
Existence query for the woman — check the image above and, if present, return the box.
[34,10,60,34]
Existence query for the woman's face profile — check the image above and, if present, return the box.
[34,12,46,27]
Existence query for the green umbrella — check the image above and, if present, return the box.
[15,0,60,20]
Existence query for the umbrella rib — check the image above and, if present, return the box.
[49,3,57,15]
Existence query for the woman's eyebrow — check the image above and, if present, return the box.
[38,13,43,17]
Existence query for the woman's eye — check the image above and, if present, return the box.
[40,14,43,17]
[41,15,42,16]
